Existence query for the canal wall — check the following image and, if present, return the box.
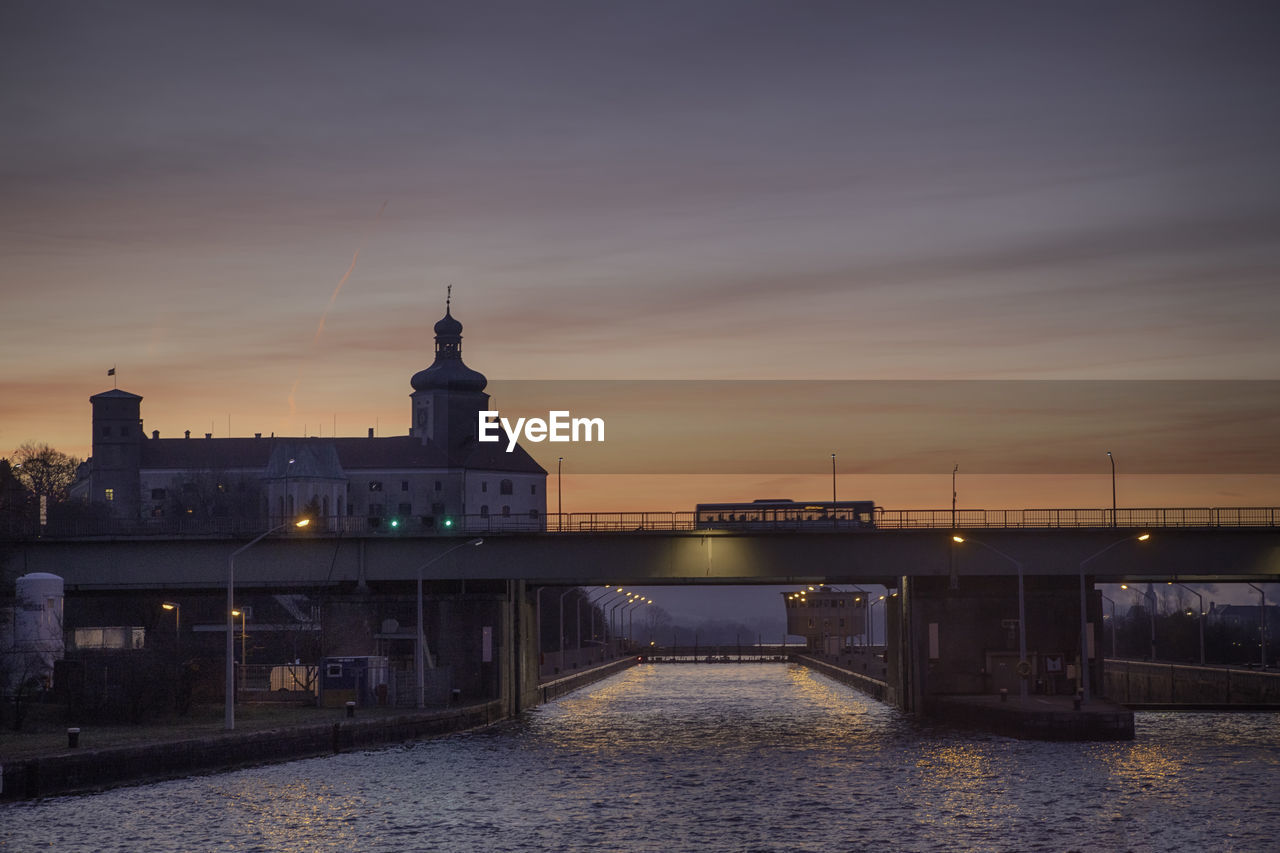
[1104,660,1280,708]
[0,700,505,802]
[538,656,639,704]
[793,654,890,703]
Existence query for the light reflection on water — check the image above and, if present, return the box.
[3,664,1278,852]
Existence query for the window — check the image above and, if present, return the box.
[398,502,411,515]
[482,482,488,493]
[104,488,114,501]
[369,481,383,492]
[531,484,537,495]
[101,426,111,438]
[369,503,384,516]
[502,505,510,517]
[480,505,489,517]
[119,425,129,437]
[151,488,166,500]
[499,479,513,495]
[434,480,442,492]
[529,509,539,519]
[401,481,409,492]
[431,502,444,515]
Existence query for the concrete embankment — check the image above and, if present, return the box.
[1,701,504,802]
[792,654,890,702]
[1104,659,1280,709]
[538,655,639,703]
[924,694,1134,741]
[794,654,1134,740]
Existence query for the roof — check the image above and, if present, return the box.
[90,388,143,401]
[137,434,545,475]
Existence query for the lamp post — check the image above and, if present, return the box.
[1107,451,1116,527]
[1170,581,1205,665]
[829,450,839,512]
[587,587,620,645]
[227,518,309,731]
[1120,583,1157,661]
[953,535,1027,701]
[415,538,483,708]
[608,595,635,654]
[951,463,958,529]
[1100,593,1118,658]
[869,595,886,648]
[557,456,563,532]
[1246,582,1268,668]
[558,587,575,669]
[161,601,180,657]
[1076,533,1150,702]
[231,608,247,700]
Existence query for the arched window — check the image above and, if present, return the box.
[502,505,511,517]
[480,505,489,517]
[499,479,513,495]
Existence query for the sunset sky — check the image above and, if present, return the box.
[3,2,1279,514]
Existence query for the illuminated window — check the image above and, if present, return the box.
[104,488,114,501]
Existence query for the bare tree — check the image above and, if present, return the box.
[12,443,80,507]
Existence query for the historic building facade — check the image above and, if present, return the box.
[76,303,546,531]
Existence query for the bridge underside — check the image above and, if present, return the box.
[10,528,1280,592]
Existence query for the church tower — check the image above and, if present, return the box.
[409,291,490,453]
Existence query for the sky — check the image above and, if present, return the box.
[3,2,1279,519]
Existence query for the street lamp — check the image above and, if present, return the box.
[1100,593,1118,658]
[609,595,636,653]
[1169,581,1205,665]
[1077,533,1150,702]
[414,538,483,708]
[869,595,886,648]
[1246,583,1268,668]
[161,601,180,656]
[953,534,1028,701]
[227,518,309,731]
[829,450,839,504]
[231,608,247,700]
[1107,451,1116,527]
[1120,583,1157,661]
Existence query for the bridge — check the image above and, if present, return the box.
[9,506,1280,589]
[7,506,1277,734]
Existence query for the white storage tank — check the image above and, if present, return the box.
[14,572,65,685]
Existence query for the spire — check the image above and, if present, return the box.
[411,290,485,393]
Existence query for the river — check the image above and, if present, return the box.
[3,663,1278,852]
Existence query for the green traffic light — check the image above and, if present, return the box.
[443,518,453,528]
[389,518,399,528]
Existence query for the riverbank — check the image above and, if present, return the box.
[1,700,505,801]
[2,656,638,801]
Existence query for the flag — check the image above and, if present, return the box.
[107,367,115,376]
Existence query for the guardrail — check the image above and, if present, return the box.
[7,506,1279,539]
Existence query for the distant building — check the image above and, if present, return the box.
[1207,602,1279,640]
[72,302,546,531]
[783,586,868,654]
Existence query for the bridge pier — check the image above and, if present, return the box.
[889,574,1101,713]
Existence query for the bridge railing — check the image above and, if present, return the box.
[9,506,1279,539]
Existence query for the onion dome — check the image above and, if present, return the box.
[410,296,487,393]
